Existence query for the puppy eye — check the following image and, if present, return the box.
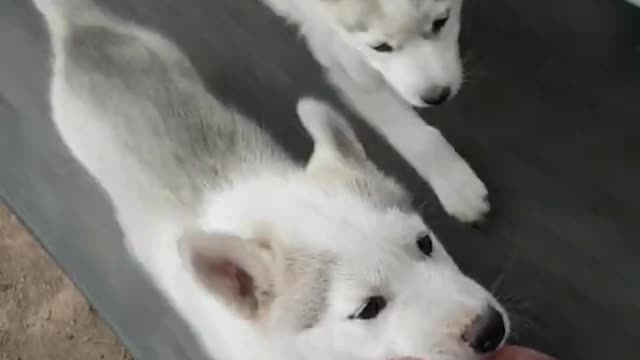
[417,233,434,257]
[371,42,394,53]
[349,296,387,320]
[432,13,449,34]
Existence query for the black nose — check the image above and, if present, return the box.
[421,86,451,106]
[462,306,507,354]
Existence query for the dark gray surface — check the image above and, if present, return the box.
[1,0,639,359]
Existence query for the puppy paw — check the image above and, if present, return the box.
[429,160,490,223]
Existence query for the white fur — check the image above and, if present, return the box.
[259,0,490,222]
[327,68,489,223]
[33,1,507,360]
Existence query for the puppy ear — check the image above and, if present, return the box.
[179,231,281,319]
[297,97,368,177]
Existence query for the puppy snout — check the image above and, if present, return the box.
[420,86,451,106]
[461,306,507,354]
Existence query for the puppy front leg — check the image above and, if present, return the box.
[327,69,489,223]
[332,42,382,90]
[304,25,382,90]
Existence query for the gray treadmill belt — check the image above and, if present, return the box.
[1,0,639,359]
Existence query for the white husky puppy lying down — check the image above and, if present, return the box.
[34,1,509,360]
[262,0,465,108]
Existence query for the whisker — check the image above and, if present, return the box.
[496,294,539,341]
[490,271,506,294]
[460,48,492,91]
[416,198,444,219]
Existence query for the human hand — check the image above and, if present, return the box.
[490,345,555,360]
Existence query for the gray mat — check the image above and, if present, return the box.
[1,0,639,359]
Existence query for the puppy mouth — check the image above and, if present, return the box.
[410,101,430,108]
[396,93,428,108]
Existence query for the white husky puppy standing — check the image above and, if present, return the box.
[34,1,509,360]
[260,0,491,223]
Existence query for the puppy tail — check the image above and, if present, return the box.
[32,0,102,38]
